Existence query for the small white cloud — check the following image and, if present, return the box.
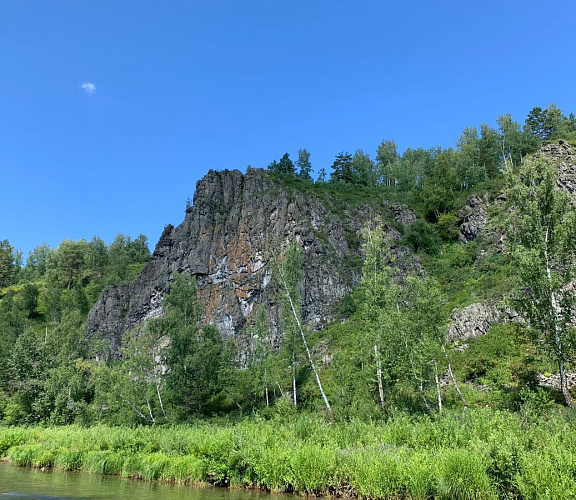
[81,82,96,95]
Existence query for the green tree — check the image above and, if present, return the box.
[497,114,540,167]
[23,243,53,281]
[7,328,49,423]
[105,234,150,284]
[456,126,486,189]
[296,149,313,181]
[47,240,88,290]
[504,156,576,407]
[237,305,275,407]
[269,153,296,176]
[0,240,18,288]
[525,104,568,140]
[329,152,354,184]
[86,236,108,272]
[479,124,502,178]
[158,274,226,418]
[358,224,446,411]
[400,147,435,190]
[93,324,168,424]
[421,149,460,220]
[351,149,376,186]
[376,140,399,187]
[21,283,39,318]
[0,291,27,389]
[274,241,331,411]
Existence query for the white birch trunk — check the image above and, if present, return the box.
[434,358,442,412]
[279,266,331,411]
[545,226,573,407]
[441,342,467,409]
[374,344,385,408]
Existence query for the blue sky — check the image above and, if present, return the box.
[2,1,575,257]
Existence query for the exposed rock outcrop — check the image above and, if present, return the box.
[87,169,417,354]
[458,194,488,243]
[537,372,576,390]
[447,302,501,349]
[447,301,518,350]
[538,141,576,195]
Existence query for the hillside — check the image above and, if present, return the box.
[1,105,576,424]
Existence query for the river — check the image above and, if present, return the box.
[0,463,278,500]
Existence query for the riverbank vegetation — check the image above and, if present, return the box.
[2,410,576,499]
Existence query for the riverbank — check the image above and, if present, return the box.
[1,410,575,499]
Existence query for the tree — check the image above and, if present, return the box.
[105,234,150,284]
[400,147,435,190]
[497,114,540,167]
[456,126,486,189]
[92,324,168,424]
[351,149,376,186]
[329,152,354,184]
[525,104,567,140]
[0,240,18,288]
[21,283,39,318]
[479,124,502,178]
[358,224,447,411]
[269,153,296,176]
[296,149,313,181]
[316,168,328,183]
[47,240,88,290]
[421,149,460,220]
[274,241,331,411]
[376,140,399,187]
[23,243,53,280]
[86,237,108,272]
[158,274,226,418]
[504,156,576,407]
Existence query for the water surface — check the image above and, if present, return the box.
[0,463,276,500]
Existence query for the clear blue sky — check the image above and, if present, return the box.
[2,1,575,257]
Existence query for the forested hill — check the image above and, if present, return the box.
[1,104,576,424]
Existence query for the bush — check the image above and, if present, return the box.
[403,220,441,255]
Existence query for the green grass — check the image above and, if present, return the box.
[2,410,576,498]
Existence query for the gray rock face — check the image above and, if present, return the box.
[447,302,501,349]
[537,372,576,389]
[446,301,519,350]
[87,169,417,354]
[539,141,576,195]
[390,203,416,226]
[458,194,489,243]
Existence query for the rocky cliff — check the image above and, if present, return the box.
[86,169,417,354]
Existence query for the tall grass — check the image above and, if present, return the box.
[1,409,576,498]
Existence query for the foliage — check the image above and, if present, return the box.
[329,151,354,184]
[403,219,441,255]
[0,239,20,288]
[504,156,576,406]
[156,274,229,419]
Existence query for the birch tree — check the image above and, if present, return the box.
[359,223,446,410]
[505,156,576,407]
[274,241,331,411]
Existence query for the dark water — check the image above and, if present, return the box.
[0,463,277,500]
